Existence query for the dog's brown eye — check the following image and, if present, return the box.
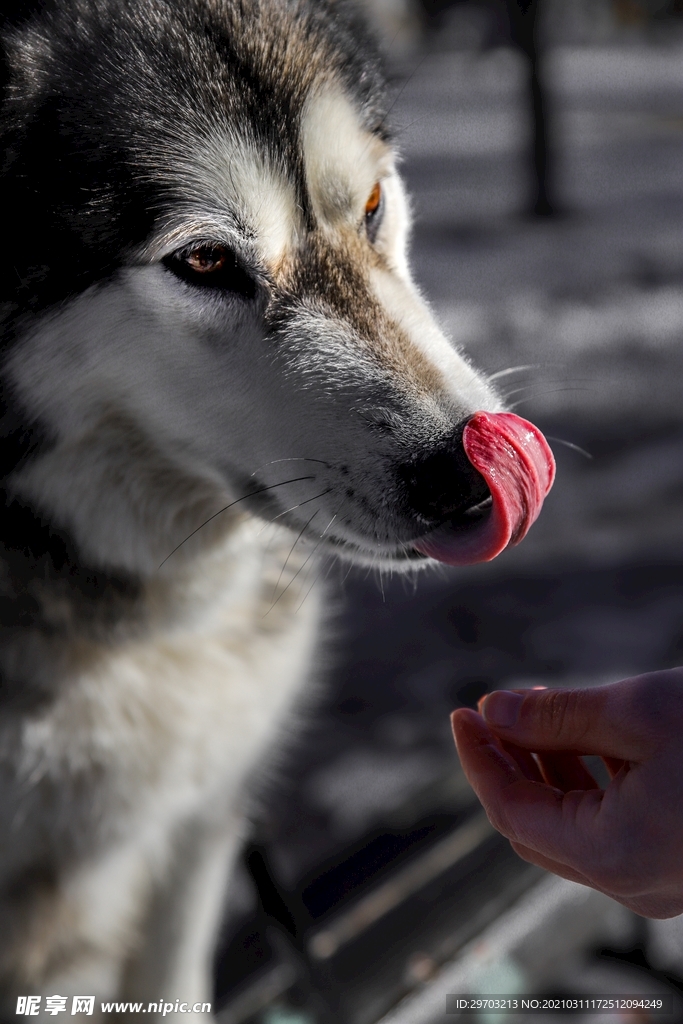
[163,241,256,298]
[365,182,381,218]
[185,245,227,274]
[364,182,383,243]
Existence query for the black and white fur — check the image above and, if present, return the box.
[0,0,500,1016]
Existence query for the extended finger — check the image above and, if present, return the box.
[452,708,527,792]
[452,708,606,869]
[478,692,546,782]
[478,693,546,782]
[480,680,662,761]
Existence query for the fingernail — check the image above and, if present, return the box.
[482,691,523,728]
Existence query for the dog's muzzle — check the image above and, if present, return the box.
[404,412,556,566]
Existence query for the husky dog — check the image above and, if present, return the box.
[0,0,510,1016]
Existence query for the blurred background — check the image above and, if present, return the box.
[215,3,683,1021]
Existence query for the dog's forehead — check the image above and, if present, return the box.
[301,85,393,228]
[162,136,301,266]
[152,84,390,268]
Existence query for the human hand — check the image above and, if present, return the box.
[451,670,683,918]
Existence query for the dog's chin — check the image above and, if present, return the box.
[317,533,431,571]
[310,498,495,572]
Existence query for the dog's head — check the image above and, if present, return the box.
[0,0,551,577]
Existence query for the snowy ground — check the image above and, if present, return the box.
[216,43,683,1024]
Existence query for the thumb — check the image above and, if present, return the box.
[480,679,658,761]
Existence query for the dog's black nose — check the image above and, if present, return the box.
[399,426,490,525]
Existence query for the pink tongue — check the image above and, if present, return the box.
[413,412,555,566]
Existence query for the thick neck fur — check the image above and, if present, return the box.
[0,482,311,710]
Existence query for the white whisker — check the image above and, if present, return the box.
[489,364,542,381]
[266,502,343,616]
[546,436,593,460]
[158,474,316,568]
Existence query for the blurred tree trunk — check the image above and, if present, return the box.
[506,0,557,216]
